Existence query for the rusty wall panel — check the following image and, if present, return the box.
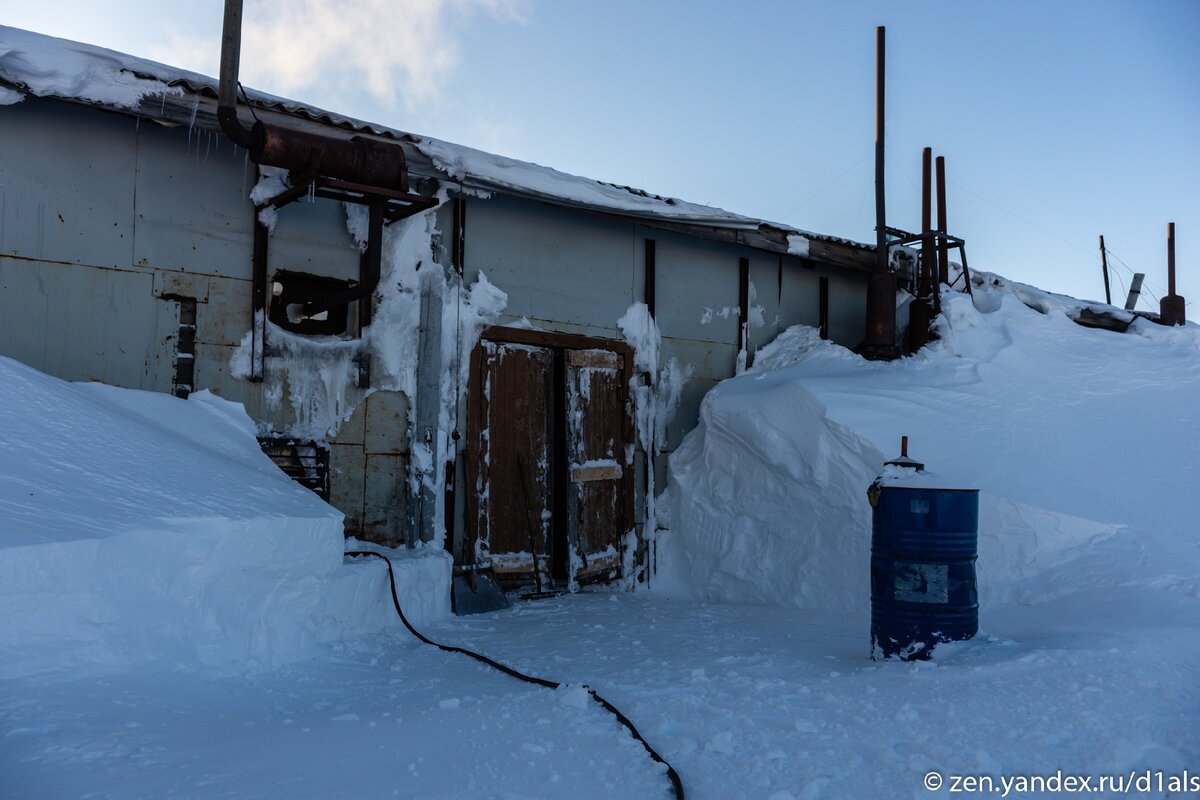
[362,452,407,546]
[364,390,409,454]
[328,442,366,537]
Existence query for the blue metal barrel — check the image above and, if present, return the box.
[870,482,979,660]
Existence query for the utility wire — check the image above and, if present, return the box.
[345,550,684,800]
[778,154,870,220]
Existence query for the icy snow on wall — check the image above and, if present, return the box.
[657,281,1199,614]
[232,181,506,544]
[617,303,691,572]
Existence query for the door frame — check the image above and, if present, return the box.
[464,325,636,583]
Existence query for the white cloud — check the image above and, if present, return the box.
[147,0,526,111]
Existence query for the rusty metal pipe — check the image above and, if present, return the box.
[1160,221,1186,325]
[217,0,260,152]
[1168,222,1176,296]
[216,0,409,190]
[862,25,897,358]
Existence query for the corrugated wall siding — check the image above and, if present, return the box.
[0,98,409,543]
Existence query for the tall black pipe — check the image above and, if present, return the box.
[862,25,898,358]
[875,26,888,277]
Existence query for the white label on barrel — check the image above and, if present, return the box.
[894,562,949,603]
[909,498,931,514]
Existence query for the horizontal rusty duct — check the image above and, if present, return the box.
[218,0,415,192]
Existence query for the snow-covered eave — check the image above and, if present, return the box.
[0,25,880,264]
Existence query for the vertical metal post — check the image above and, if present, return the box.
[738,256,750,366]
[863,25,898,358]
[644,238,657,318]
[936,155,948,303]
[452,194,466,277]
[1099,235,1112,305]
[250,215,269,382]
[819,276,830,340]
[908,147,934,351]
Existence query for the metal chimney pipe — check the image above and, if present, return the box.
[1168,222,1176,296]
[862,25,898,359]
[1161,221,1186,325]
[218,0,260,151]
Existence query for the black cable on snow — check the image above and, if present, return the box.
[345,550,684,799]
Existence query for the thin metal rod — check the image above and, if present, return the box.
[1099,235,1112,305]
[936,156,948,289]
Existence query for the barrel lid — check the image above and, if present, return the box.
[875,463,978,491]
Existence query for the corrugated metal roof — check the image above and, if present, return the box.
[0,25,874,254]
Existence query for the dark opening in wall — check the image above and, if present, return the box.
[269,270,354,336]
[258,437,330,501]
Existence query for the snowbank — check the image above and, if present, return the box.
[0,357,449,678]
[658,284,1200,614]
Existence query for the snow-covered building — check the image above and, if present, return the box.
[0,26,877,589]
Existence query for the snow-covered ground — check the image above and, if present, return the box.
[2,282,1198,799]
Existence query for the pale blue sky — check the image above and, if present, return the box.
[4,0,1196,307]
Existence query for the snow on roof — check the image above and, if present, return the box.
[0,25,848,241]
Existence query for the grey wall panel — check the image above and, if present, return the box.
[196,275,252,348]
[747,252,782,352]
[466,195,635,333]
[492,314,622,343]
[662,375,719,453]
[660,336,737,384]
[132,122,256,277]
[192,342,265,418]
[654,230,740,345]
[365,390,410,454]
[779,260,821,332]
[0,257,166,390]
[0,99,136,269]
[267,193,361,281]
[363,453,408,545]
[825,270,868,348]
[329,443,366,536]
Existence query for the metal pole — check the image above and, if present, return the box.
[936,156,948,291]
[907,147,934,351]
[1099,235,1112,305]
[863,25,897,358]
[875,26,887,277]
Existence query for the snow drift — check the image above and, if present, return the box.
[657,285,1200,615]
[0,357,449,679]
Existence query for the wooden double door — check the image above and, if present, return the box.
[466,328,634,588]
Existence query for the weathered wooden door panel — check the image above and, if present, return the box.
[467,330,633,589]
[475,341,554,579]
[566,348,627,581]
